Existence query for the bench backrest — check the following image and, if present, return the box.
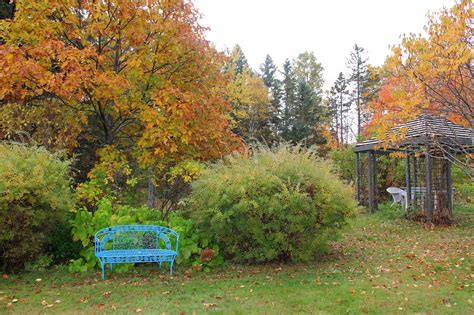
[94,225,179,252]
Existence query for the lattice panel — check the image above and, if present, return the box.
[112,232,157,250]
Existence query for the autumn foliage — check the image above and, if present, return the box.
[0,0,241,177]
[366,0,473,140]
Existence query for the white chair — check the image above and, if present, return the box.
[386,187,408,210]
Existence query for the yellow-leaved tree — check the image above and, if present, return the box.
[368,0,472,133]
[366,0,472,171]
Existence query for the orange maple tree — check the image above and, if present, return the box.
[0,0,241,174]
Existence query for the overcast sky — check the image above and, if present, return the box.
[194,0,455,90]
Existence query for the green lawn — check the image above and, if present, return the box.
[1,205,473,314]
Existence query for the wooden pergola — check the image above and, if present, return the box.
[354,113,473,222]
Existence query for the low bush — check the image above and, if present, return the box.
[187,145,357,263]
[70,198,221,273]
[0,143,74,273]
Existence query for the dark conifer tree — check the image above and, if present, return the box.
[229,44,249,77]
[280,59,296,139]
[346,44,370,139]
[328,72,351,145]
[259,54,282,140]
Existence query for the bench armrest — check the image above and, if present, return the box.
[94,237,104,253]
[175,234,180,253]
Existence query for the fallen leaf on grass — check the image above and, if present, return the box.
[184,269,193,277]
[136,308,142,313]
[41,300,48,306]
[80,297,88,303]
[103,291,111,298]
[96,304,105,310]
[2,274,8,279]
[162,291,171,295]
[203,303,217,308]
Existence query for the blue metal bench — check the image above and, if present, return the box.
[94,225,179,280]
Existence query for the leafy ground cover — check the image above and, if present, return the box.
[1,205,472,314]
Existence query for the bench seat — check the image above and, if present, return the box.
[96,249,177,264]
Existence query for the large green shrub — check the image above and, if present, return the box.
[0,143,74,272]
[70,198,221,273]
[187,146,357,263]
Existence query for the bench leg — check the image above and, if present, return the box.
[110,263,113,271]
[159,261,162,269]
[169,259,174,275]
[101,261,105,280]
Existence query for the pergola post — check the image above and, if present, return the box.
[405,149,411,210]
[425,143,433,221]
[446,153,453,219]
[368,151,374,213]
[413,156,417,210]
[372,152,378,210]
[355,152,361,202]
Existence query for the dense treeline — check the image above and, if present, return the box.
[228,48,327,146]
[227,44,379,148]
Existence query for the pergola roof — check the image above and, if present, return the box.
[354,113,474,153]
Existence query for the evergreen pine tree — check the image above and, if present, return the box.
[287,52,325,145]
[229,45,249,77]
[326,87,340,145]
[293,80,314,143]
[346,44,370,139]
[260,55,278,88]
[329,72,351,145]
[280,59,296,139]
[259,54,282,141]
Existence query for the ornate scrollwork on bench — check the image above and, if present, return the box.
[94,225,179,280]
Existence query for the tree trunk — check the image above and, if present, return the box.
[147,166,154,209]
